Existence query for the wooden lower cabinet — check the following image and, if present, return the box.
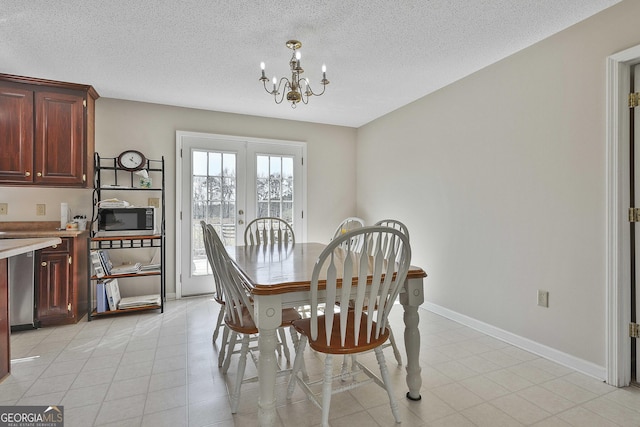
[35,237,87,326]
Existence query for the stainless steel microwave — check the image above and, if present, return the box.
[97,207,156,236]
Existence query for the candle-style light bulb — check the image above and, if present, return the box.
[295,51,301,60]
[272,76,277,93]
[322,64,327,73]
[260,62,266,79]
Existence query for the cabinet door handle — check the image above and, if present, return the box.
[25,171,31,177]
[41,262,47,267]
[37,172,42,177]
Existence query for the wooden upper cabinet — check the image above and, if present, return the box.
[35,91,85,185]
[0,74,99,187]
[0,86,34,183]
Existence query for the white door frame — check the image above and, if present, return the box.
[175,130,308,299]
[606,43,640,387]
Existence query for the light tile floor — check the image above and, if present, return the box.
[2,296,640,426]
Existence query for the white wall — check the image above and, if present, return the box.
[356,0,640,373]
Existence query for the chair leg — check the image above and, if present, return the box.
[287,335,307,399]
[212,306,225,343]
[321,354,334,427]
[288,327,308,381]
[223,331,238,374]
[340,354,350,382]
[278,327,291,362]
[218,325,230,367]
[388,327,402,366]
[230,334,251,414]
[374,347,401,423]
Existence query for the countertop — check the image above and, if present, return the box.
[0,221,89,238]
[0,237,62,259]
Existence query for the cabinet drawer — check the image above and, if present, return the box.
[39,238,70,254]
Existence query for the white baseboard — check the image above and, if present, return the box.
[421,302,607,381]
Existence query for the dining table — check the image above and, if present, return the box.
[226,242,427,426]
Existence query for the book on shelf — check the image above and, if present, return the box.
[118,294,161,309]
[96,282,109,313]
[104,279,121,311]
[140,263,161,271]
[110,262,142,275]
[90,250,105,278]
[98,250,113,275]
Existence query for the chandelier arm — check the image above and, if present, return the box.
[273,78,292,104]
[304,82,327,97]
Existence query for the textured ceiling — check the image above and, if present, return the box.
[0,0,622,128]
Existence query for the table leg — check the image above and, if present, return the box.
[254,294,282,427]
[400,277,424,401]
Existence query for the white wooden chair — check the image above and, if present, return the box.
[201,221,229,367]
[331,217,365,249]
[244,216,296,356]
[287,226,411,426]
[206,222,302,413]
[244,217,295,246]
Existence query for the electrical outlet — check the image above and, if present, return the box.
[36,203,46,216]
[0,203,7,215]
[148,198,160,208]
[537,290,549,308]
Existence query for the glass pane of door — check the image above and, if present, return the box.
[192,150,237,276]
[256,155,294,225]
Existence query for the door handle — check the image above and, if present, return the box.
[238,210,244,215]
[41,262,47,267]
[238,220,244,225]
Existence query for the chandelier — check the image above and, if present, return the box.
[259,40,329,108]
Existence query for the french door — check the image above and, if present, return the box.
[176,131,305,297]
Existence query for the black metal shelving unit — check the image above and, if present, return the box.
[87,153,166,320]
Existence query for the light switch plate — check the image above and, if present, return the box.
[0,203,7,215]
[36,204,46,215]
[537,290,549,308]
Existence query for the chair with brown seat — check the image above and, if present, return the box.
[244,216,295,246]
[287,226,411,426]
[205,222,302,413]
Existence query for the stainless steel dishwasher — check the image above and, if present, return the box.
[9,251,36,330]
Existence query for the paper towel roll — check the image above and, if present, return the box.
[60,203,69,229]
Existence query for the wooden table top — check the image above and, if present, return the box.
[226,242,426,296]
